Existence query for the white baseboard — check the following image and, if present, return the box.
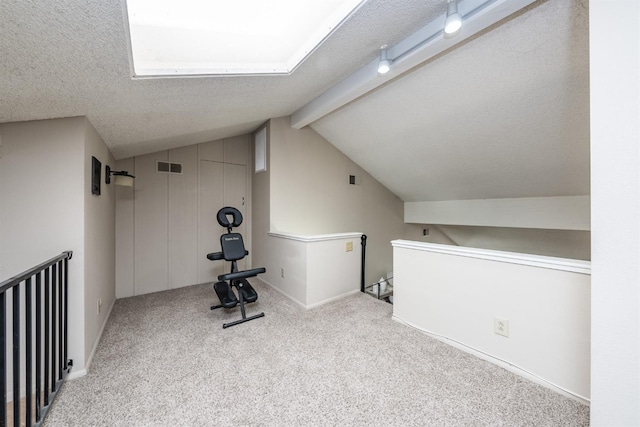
[79,297,116,378]
[392,315,590,406]
[259,278,360,310]
[258,278,307,309]
[67,368,88,381]
[306,289,360,309]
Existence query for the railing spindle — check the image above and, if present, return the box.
[44,268,50,406]
[0,252,73,427]
[26,277,33,427]
[0,291,6,427]
[35,272,42,423]
[13,285,21,427]
[51,263,57,393]
[57,260,63,381]
[63,257,69,371]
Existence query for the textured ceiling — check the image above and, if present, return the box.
[311,0,590,201]
[1,0,590,203]
[0,0,442,159]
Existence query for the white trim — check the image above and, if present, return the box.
[305,289,360,309]
[67,368,88,381]
[260,278,359,310]
[260,278,307,310]
[391,240,591,275]
[392,315,590,406]
[81,297,116,377]
[268,231,363,243]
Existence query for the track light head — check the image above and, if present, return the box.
[444,0,463,35]
[377,59,391,74]
[377,48,391,75]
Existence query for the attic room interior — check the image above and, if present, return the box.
[0,0,638,426]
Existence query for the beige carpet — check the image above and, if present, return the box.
[43,280,589,426]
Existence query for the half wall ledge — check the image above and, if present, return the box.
[391,239,591,404]
[262,232,363,309]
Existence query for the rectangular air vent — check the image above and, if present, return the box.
[170,163,182,174]
[157,161,182,174]
[157,161,170,172]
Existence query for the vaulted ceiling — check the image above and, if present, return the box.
[0,0,589,202]
[311,0,590,201]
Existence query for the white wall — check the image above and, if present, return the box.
[405,197,592,260]
[83,120,116,367]
[589,0,640,424]
[0,117,86,372]
[392,240,591,402]
[306,234,361,307]
[0,117,116,375]
[265,116,425,285]
[252,123,272,288]
[264,232,362,308]
[434,225,591,260]
[259,235,307,306]
[405,196,590,230]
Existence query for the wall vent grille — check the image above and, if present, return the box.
[157,161,183,174]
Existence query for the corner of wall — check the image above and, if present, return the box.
[82,119,116,370]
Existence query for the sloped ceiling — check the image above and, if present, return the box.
[0,0,590,203]
[310,0,590,202]
[0,0,443,159]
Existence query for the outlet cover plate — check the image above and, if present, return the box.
[494,316,509,337]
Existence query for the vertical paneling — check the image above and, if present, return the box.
[116,135,252,296]
[199,139,224,162]
[115,157,135,298]
[224,163,248,271]
[134,151,168,295]
[168,146,198,289]
[224,135,249,165]
[198,160,225,284]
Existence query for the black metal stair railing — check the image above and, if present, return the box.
[0,251,73,427]
[360,234,367,293]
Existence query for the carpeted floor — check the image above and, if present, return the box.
[43,280,589,426]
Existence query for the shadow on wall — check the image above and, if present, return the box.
[430,225,590,261]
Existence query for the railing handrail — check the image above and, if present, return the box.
[0,251,73,294]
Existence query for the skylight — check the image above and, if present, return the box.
[124,0,365,77]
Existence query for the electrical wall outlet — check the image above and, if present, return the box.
[423,228,429,236]
[346,241,353,252]
[281,267,285,278]
[97,298,103,315]
[494,316,509,337]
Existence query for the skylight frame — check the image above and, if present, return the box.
[122,0,366,78]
